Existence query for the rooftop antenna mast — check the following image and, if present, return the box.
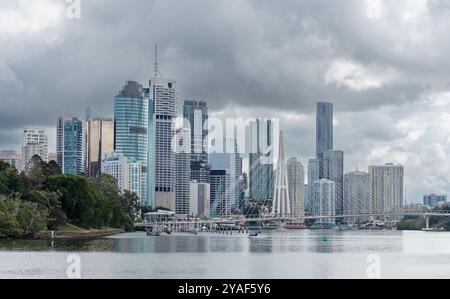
[154,44,159,78]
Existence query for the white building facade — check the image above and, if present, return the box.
[150,77,177,211]
[0,151,21,170]
[102,153,142,199]
[369,163,404,218]
[21,126,48,170]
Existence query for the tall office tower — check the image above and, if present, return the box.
[0,151,21,170]
[209,169,231,218]
[150,76,177,211]
[368,163,404,217]
[56,117,64,168]
[343,168,369,223]
[235,148,244,208]
[316,102,333,179]
[183,100,209,182]
[21,126,48,170]
[114,81,152,208]
[102,153,142,198]
[56,116,86,175]
[248,119,274,203]
[287,157,305,219]
[209,139,243,209]
[313,179,336,224]
[323,150,344,216]
[175,127,191,216]
[86,118,114,178]
[307,158,318,214]
[190,181,211,218]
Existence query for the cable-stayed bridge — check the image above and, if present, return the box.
[135,209,450,231]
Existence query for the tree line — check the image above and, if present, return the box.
[0,155,139,238]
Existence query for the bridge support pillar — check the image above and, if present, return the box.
[425,215,430,230]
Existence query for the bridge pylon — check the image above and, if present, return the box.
[272,130,291,218]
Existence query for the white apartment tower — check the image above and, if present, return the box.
[21,126,48,170]
[102,153,142,197]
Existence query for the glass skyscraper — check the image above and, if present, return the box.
[316,102,333,179]
[114,81,153,208]
[57,116,86,175]
[248,119,274,203]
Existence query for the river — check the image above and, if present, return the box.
[1,230,450,279]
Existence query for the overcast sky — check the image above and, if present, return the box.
[1,0,450,202]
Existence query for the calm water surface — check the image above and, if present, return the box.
[1,230,450,279]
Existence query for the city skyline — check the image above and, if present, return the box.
[2,0,450,203]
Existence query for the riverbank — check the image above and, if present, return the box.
[36,224,125,240]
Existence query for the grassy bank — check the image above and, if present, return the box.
[36,224,125,240]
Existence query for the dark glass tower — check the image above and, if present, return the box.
[316,102,333,179]
[183,100,210,183]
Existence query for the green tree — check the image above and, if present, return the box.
[0,197,23,238]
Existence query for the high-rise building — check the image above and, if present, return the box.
[209,169,231,218]
[21,126,48,170]
[190,181,211,218]
[102,153,142,197]
[248,119,274,203]
[56,117,85,175]
[344,169,369,223]
[150,77,177,211]
[316,102,333,179]
[423,194,447,207]
[209,139,243,209]
[323,150,344,216]
[368,163,404,217]
[287,157,305,219]
[313,179,336,224]
[307,158,318,214]
[183,100,209,182]
[114,81,152,208]
[0,151,21,170]
[86,118,114,178]
[175,127,191,216]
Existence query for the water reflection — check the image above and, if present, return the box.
[0,230,428,254]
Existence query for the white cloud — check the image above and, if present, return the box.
[324,59,398,91]
[0,0,64,37]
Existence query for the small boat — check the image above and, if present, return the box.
[146,228,161,236]
[249,232,263,238]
